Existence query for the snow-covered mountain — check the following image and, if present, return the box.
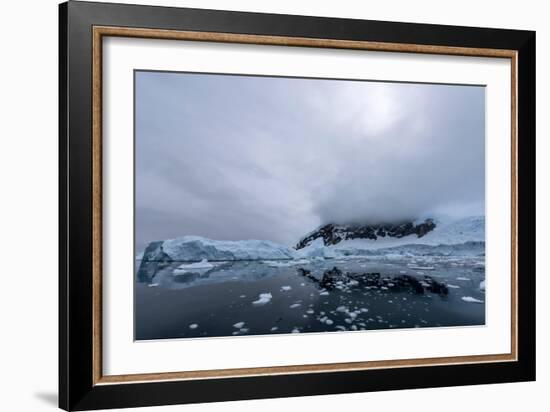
[297,216,485,251]
[295,219,437,249]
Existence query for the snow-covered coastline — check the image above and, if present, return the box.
[138,216,485,265]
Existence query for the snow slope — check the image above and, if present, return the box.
[332,216,484,251]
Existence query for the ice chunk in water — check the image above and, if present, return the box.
[252,293,273,306]
[461,296,484,303]
[175,259,214,271]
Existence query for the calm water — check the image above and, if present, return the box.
[135,255,485,340]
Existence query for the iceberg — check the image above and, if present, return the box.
[141,236,298,263]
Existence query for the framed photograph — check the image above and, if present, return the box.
[59,1,536,410]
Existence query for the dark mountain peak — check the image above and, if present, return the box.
[295,218,436,250]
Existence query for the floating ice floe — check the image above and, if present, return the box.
[461,296,484,303]
[148,283,159,287]
[264,259,310,268]
[381,253,400,260]
[457,277,471,281]
[189,323,198,329]
[173,259,214,274]
[447,284,461,289]
[289,303,301,309]
[280,286,292,291]
[479,280,486,291]
[233,322,245,328]
[408,265,435,270]
[252,293,273,306]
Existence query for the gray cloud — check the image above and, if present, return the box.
[135,72,484,250]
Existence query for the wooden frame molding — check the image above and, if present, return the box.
[91,25,518,386]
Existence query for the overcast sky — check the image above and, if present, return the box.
[135,71,485,250]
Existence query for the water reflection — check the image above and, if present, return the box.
[136,256,483,293]
[135,256,486,340]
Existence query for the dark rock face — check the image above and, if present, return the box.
[295,219,436,249]
[320,267,348,288]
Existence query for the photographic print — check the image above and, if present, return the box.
[134,71,486,341]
